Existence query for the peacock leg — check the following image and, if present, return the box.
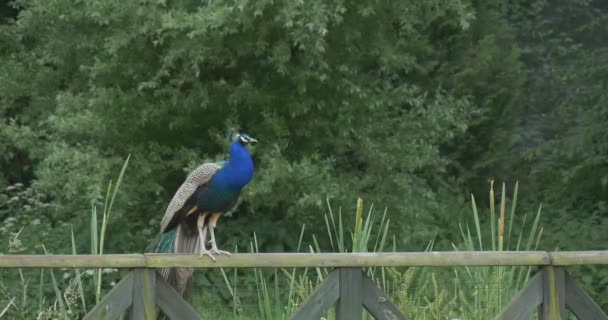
[208,213,231,256]
[197,213,215,261]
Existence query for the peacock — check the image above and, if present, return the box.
[148,132,257,294]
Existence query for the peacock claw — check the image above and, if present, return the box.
[199,249,216,261]
[208,238,231,256]
[209,248,231,256]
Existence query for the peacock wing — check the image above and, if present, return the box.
[160,162,222,232]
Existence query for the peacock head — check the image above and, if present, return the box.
[229,131,258,146]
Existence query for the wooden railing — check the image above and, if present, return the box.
[2,251,608,268]
[1,251,607,319]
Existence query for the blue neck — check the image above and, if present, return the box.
[211,141,254,192]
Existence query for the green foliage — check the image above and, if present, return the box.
[1,0,608,315]
[389,182,544,319]
[451,182,542,318]
[0,0,494,256]
[494,1,608,304]
[0,183,54,253]
[235,197,392,319]
[0,159,128,319]
[218,185,545,320]
[500,0,608,252]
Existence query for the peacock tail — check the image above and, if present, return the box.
[146,228,176,254]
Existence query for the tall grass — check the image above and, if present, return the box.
[94,154,130,304]
[389,181,544,319]
[451,181,542,318]
[0,156,130,319]
[230,182,544,320]
[1,175,544,320]
[220,198,393,320]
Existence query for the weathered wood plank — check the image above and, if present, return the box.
[83,272,133,320]
[145,252,552,268]
[550,251,608,266]
[336,268,363,320]
[1,251,608,268]
[131,269,156,320]
[291,269,340,320]
[539,267,566,320]
[155,272,201,320]
[494,271,542,320]
[0,252,550,268]
[564,271,608,320]
[0,254,146,268]
[361,274,408,320]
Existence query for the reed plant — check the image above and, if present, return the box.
[216,197,393,319]
[1,175,545,320]
[451,181,543,319]
[240,181,544,320]
[0,156,130,319]
[389,181,543,319]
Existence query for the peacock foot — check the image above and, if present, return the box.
[209,248,232,256]
[199,248,216,261]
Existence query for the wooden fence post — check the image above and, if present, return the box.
[336,268,363,320]
[131,268,156,320]
[155,272,202,319]
[292,267,406,320]
[291,269,340,320]
[83,269,201,320]
[497,266,608,320]
[495,271,542,320]
[564,271,608,319]
[538,266,566,320]
[362,275,409,320]
[83,272,134,320]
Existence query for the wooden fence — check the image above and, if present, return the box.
[1,251,607,320]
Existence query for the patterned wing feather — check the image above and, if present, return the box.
[160,162,221,232]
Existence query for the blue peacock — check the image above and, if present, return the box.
[149,132,257,294]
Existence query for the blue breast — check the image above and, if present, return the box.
[196,141,254,212]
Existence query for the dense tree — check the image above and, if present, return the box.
[0,0,489,254]
[498,0,608,301]
[494,0,608,251]
[2,0,608,315]
[0,0,604,262]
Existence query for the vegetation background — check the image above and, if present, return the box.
[0,0,606,318]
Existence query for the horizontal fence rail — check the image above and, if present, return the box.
[0,251,607,268]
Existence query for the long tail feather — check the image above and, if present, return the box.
[147,229,176,253]
[148,225,199,295]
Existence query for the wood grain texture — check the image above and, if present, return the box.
[131,269,156,320]
[155,272,201,320]
[494,271,542,320]
[1,251,608,268]
[564,271,608,320]
[291,269,340,320]
[83,272,133,320]
[0,254,146,268]
[550,251,608,266]
[336,268,363,320]
[145,252,553,268]
[539,267,565,320]
[361,274,408,320]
